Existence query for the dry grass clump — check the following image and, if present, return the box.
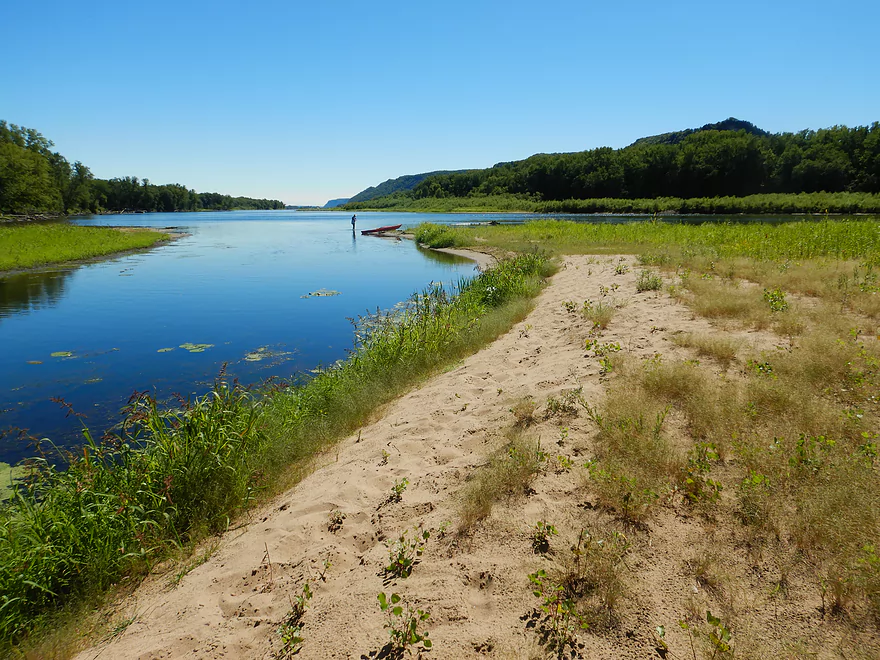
[582,300,616,330]
[582,360,685,522]
[671,332,741,370]
[555,526,630,629]
[510,396,539,427]
[457,429,545,533]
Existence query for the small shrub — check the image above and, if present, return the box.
[763,287,789,312]
[636,270,663,292]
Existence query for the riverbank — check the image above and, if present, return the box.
[0,224,178,273]
[68,246,880,659]
[342,191,880,215]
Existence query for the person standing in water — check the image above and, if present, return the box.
[351,214,357,230]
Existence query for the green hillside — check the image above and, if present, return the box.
[347,170,466,203]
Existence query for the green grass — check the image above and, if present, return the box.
[344,191,880,214]
[0,224,170,271]
[0,252,553,653]
[413,217,880,265]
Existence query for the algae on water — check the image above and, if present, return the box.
[50,351,74,358]
[301,288,341,298]
[0,462,25,501]
[179,343,214,353]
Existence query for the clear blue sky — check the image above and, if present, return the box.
[2,0,878,206]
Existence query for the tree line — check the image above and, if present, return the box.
[0,121,284,215]
[399,122,880,203]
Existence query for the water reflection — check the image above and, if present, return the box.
[415,245,474,267]
[0,268,76,319]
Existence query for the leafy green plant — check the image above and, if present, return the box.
[277,582,313,658]
[528,568,589,654]
[384,527,430,578]
[680,442,722,505]
[531,521,558,554]
[389,477,408,503]
[614,263,630,275]
[377,592,432,655]
[762,287,789,312]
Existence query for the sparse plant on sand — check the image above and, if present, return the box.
[384,527,430,579]
[327,509,346,533]
[389,478,408,503]
[377,592,432,656]
[531,521,558,554]
[636,269,663,292]
[277,581,313,658]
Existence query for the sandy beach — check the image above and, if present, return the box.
[72,254,879,660]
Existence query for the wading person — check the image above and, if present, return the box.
[351,214,357,229]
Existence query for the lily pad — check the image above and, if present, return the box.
[26,360,43,365]
[50,351,74,358]
[179,343,214,353]
[301,288,341,298]
[157,347,175,353]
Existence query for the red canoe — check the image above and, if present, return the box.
[360,224,402,235]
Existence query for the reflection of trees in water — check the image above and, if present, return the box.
[0,268,75,318]
[415,244,471,266]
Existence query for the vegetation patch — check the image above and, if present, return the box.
[0,252,552,651]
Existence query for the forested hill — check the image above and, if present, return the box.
[0,121,284,215]
[347,170,466,203]
[354,120,879,204]
[629,117,769,147]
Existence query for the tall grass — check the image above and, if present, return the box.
[345,192,880,214]
[0,252,553,652]
[0,224,169,271]
[415,218,880,266]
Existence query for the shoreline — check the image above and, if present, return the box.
[0,226,185,277]
[69,253,880,659]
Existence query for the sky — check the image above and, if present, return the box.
[2,0,878,206]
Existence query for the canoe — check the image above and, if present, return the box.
[360,224,402,235]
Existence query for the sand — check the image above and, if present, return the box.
[73,255,879,660]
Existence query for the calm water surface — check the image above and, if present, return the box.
[0,211,517,463]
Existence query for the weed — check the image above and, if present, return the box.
[544,388,582,418]
[389,478,408,503]
[528,569,588,655]
[680,442,723,506]
[562,300,578,314]
[763,287,789,312]
[511,396,539,427]
[531,521,558,554]
[377,592,432,656]
[277,581,313,658]
[636,270,663,291]
[614,263,630,275]
[458,430,545,532]
[582,300,616,329]
[327,510,346,533]
[384,527,430,579]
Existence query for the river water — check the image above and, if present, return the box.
[0,211,534,464]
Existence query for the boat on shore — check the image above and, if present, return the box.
[360,224,402,235]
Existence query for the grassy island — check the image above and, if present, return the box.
[0,223,172,272]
